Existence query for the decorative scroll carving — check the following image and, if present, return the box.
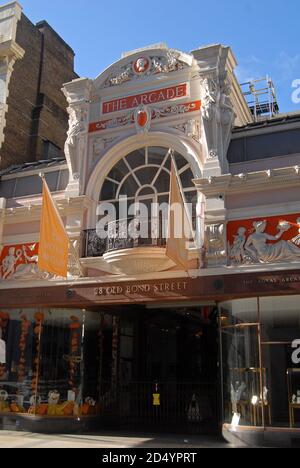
[93,136,116,158]
[173,119,201,142]
[89,101,201,133]
[68,240,84,278]
[205,224,227,267]
[103,50,188,88]
[207,150,218,160]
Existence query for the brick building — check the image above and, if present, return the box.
[0,2,77,170]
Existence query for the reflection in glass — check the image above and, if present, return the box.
[0,309,103,418]
[220,299,262,427]
[260,295,300,427]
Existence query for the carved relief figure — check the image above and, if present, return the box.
[134,57,150,74]
[1,247,17,279]
[291,218,300,246]
[201,78,216,120]
[244,220,300,263]
[229,227,246,264]
[12,245,40,279]
[0,244,47,280]
[229,220,300,265]
[65,107,84,180]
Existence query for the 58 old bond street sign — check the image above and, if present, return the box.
[1,270,300,308]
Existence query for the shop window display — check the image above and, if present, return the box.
[220,295,300,430]
[260,296,300,428]
[0,308,103,418]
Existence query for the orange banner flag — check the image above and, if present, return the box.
[166,159,190,272]
[38,179,69,278]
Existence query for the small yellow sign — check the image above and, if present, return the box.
[153,393,160,406]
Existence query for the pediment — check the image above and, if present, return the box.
[93,47,194,90]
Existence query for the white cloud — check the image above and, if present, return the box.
[235,55,264,84]
[274,52,300,81]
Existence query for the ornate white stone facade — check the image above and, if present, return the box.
[6,40,297,281]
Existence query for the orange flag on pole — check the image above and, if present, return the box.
[166,158,190,272]
[38,178,69,278]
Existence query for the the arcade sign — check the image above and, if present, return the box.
[102,83,188,114]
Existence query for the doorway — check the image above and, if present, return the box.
[99,304,220,434]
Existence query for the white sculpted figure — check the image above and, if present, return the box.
[229,227,247,264]
[1,247,17,279]
[12,245,40,279]
[245,220,300,263]
[291,218,300,246]
[65,107,84,180]
[1,244,51,280]
[201,78,216,120]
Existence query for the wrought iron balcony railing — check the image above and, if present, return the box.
[82,217,167,258]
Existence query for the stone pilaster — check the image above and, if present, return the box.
[191,45,249,178]
[0,2,25,152]
[62,78,92,197]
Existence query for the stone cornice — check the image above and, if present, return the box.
[0,39,24,61]
[3,195,94,225]
[194,166,300,196]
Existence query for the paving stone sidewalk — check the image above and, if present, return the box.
[0,430,233,449]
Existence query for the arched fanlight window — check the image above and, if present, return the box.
[100,147,197,225]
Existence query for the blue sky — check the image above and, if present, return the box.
[19,0,300,113]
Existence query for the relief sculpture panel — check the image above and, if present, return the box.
[227,214,300,265]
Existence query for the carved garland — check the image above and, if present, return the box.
[89,101,201,133]
[103,51,187,88]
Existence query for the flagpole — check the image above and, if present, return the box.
[166,153,191,275]
[170,150,195,246]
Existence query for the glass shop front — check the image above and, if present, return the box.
[0,309,103,422]
[220,295,300,444]
[0,304,220,434]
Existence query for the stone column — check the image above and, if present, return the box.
[0,2,25,152]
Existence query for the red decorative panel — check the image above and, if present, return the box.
[227,214,300,264]
[0,243,39,280]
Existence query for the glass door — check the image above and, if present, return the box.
[220,299,263,428]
